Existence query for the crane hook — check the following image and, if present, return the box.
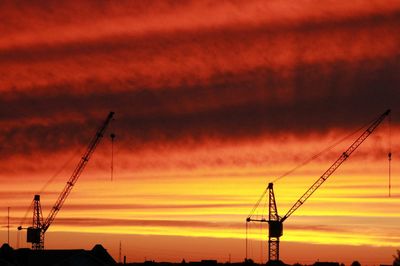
[110,133,116,181]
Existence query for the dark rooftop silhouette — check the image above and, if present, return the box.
[0,243,116,266]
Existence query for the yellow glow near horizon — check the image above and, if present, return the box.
[2,128,399,261]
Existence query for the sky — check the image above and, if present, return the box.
[1,1,400,265]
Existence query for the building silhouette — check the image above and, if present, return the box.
[0,243,116,266]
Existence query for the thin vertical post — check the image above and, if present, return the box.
[119,240,122,263]
[245,221,248,260]
[260,222,263,264]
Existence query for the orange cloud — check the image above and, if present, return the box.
[1,1,399,264]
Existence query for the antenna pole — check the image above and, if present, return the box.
[245,221,248,260]
[119,240,122,263]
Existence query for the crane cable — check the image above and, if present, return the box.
[39,147,83,194]
[248,112,383,218]
[110,116,116,181]
[388,112,392,197]
[247,188,268,218]
[110,133,116,181]
[272,120,371,183]
[17,147,82,230]
[246,190,269,262]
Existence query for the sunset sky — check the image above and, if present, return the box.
[1,1,400,265]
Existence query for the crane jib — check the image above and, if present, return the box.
[43,112,114,230]
[246,109,391,263]
[282,109,390,222]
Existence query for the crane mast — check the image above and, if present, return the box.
[22,112,114,250]
[247,109,390,264]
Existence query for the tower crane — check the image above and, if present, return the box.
[246,109,390,265]
[18,111,115,250]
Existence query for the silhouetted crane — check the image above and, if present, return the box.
[18,112,115,250]
[246,109,391,265]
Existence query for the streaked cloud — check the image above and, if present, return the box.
[1,1,399,263]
